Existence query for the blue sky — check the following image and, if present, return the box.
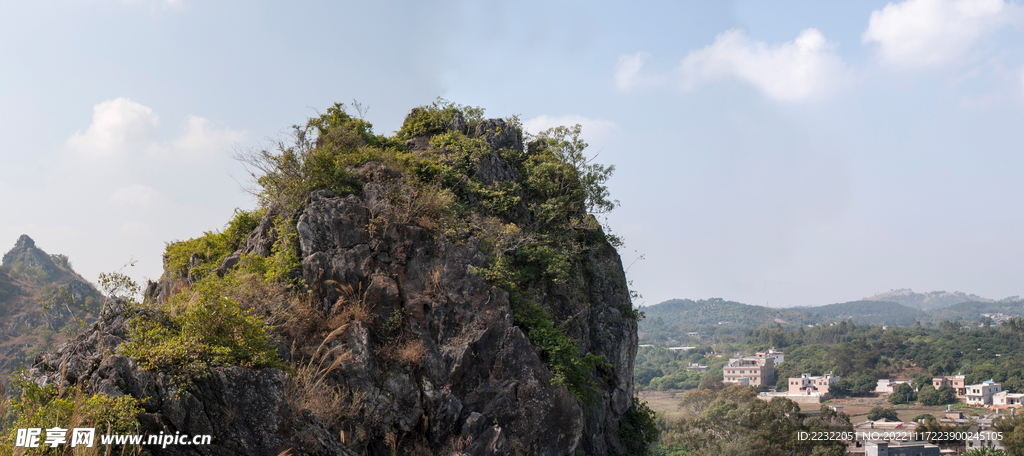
[2,0,1023,307]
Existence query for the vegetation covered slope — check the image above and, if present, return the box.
[864,289,1006,310]
[21,100,652,456]
[793,300,931,326]
[0,235,102,375]
[640,298,812,329]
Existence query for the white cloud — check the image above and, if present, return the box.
[110,184,157,207]
[65,98,245,163]
[863,0,1022,67]
[614,53,650,91]
[159,115,247,164]
[522,114,619,144]
[65,97,160,157]
[615,29,850,102]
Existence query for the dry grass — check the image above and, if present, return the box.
[428,265,445,295]
[365,176,454,239]
[332,282,374,325]
[286,322,359,428]
[396,339,425,366]
[384,430,398,456]
[636,389,689,421]
[440,435,472,456]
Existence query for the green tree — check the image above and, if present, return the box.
[912,413,936,422]
[867,406,899,421]
[994,413,1024,456]
[918,385,956,406]
[914,374,934,389]
[888,383,916,405]
[616,397,658,456]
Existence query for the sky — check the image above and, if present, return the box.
[2,0,1023,307]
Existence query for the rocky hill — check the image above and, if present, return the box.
[21,101,648,455]
[0,235,102,375]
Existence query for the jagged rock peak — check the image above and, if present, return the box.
[15,234,35,249]
[3,234,59,275]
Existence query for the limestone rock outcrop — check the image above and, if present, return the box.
[26,111,638,456]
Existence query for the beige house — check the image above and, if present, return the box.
[932,375,967,397]
[788,372,839,393]
[723,356,774,386]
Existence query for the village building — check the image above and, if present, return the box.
[932,375,967,397]
[788,372,839,393]
[994,390,1024,407]
[864,441,940,456]
[965,380,1001,406]
[875,379,913,393]
[755,347,784,366]
[722,355,774,387]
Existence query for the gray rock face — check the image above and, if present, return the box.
[294,191,591,453]
[474,119,522,152]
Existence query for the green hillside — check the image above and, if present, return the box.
[0,235,103,374]
[793,300,930,326]
[640,298,812,329]
[928,300,1024,323]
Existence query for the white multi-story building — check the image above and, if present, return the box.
[966,380,1001,405]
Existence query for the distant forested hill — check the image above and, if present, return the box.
[863,289,1011,311]
[640,298,812,329]
[928,300,1024,323]
[793,300,930,326]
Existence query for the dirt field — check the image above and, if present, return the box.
[637,390,689,420]
[638,390,991,423]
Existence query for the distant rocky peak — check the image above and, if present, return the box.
[15,234,35,249]
[2,234,61,277]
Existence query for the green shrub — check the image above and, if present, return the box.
[121,273,281,389]
[510,294,610,404]
[163,208,262,280]
[2,378,141,454]
[307,102,397,149]
[614,397,659,456]
[397,98,484,139]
